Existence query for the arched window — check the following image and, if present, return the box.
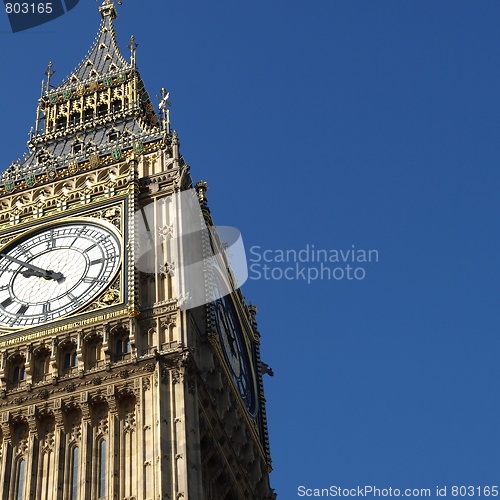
[69,112,80,127]
[61,344,78,374]
[108,130,119,142]
[33,348,51,383]
[111,100,121,113]
[98,439,106,498]
[12,365,25,383]
[64,351,78,370]
[72,141,83,154]
[84,108,94,121]
[97,104,108,117]
[37,151,50,164]
[56,116,67,130]
[85,336,103,370]
[88,344,97,367]
[71,446,79,500]
[10,356,27,389]
[38,114,46,134]
[15,459,25,500]
[115,337,130,361]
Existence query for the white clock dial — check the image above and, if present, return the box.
[0,220,121,328]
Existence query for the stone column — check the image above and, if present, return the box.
[79,392,91,500]
[26,405,38,499]
[0,412,12,500]
[51,399,64,500]
[106,386,118,500]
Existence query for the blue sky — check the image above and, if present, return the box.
[2,0,500,496]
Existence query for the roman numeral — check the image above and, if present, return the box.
[70,226,86,246]
[85,235,110,252]
[83,277,107,285]
[90,258,104,265]
[1,298,13,308]
[21,245,32,255]
[17,304,29,315]
[66,293,83,306]
[15,245,33,258]
[48,229,56,249]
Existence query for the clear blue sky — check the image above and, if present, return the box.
[2,1,500,497]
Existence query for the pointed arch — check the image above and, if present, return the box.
[70,445,79,500]
[14,458,25,500]
[98,438,107,498]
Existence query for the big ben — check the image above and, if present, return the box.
[0,1,276,499]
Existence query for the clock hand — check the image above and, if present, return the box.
[226,328,238,357]
[21,268,61,281]
[0,253,64,282]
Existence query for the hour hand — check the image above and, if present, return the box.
[0,253,64,282]
[226,330,238,356]
[21,269,44,279]
[21,268,64,281]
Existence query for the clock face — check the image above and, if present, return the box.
[0,220,121,329]
[212,271,256,416]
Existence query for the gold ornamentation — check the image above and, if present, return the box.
[89,154,100,168]
[86,205,121,228]
[46,164,57,181]
[78,275,122,314]
[68,162,79,174]
[0,235,15,246]
[4,180,15,194]
[25,173,36,188]
[101,289,119,305]
[133,140,144,154]
[111,147,122,160]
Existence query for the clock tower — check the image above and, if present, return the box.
[0,1,276,499]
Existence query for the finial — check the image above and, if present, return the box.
[157,88,171,132]
[128,35,138,67]
[98,0,121,20]
[44,62,55,93]
[248,303,258,318]
[195,181,209,204]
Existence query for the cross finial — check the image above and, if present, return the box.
[44,62,55,92]
[158,88,171,110]
[158,88,171,132]
[128,35,138,66]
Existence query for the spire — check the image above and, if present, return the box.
[55,0,130,89]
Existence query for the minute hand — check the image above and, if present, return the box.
[0,253,64,281]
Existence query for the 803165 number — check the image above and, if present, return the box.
[5,3,53,14]
[451,486,499,497]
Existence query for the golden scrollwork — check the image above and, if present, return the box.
[86,205,122,228]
